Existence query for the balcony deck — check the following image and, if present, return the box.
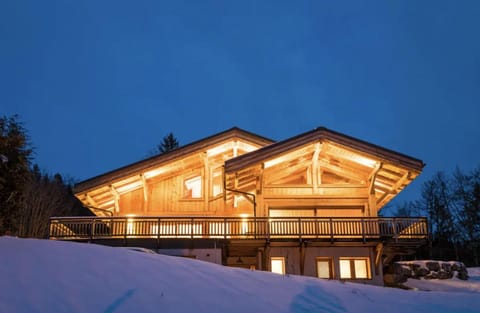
[49,216,428,244]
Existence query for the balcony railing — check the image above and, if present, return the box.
[49,216,428,242]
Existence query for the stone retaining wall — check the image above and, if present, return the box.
[384,260,469,285]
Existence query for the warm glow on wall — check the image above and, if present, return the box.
[240,213,249,234]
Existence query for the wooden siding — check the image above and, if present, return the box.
[75,128,424,220]
[263,185,368,197]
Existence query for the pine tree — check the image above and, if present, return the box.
[0,115,33,235]
[156,133,180,154]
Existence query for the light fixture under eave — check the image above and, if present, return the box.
[206,142,234,157]
[114,180,143,194]
[236,141,259,153]
[264,157,285,169]
[143,167,166,179]
[354,155,377,168]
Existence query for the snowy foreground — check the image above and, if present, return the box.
[1,237,479,313]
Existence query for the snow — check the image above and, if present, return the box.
[404,267,480,293]
[1,237,479,313]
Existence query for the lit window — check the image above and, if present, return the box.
[184,175,202,198]
[212,168,223,197]
[354,259,368,278]
[271,257,286,275]
[339,258,370,279]
[316,258,333,279]
[339,260,352,279]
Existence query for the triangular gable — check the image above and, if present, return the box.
[224,127,424,210]
[75,127,274,215]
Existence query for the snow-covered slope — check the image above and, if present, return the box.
[1,237,479,313]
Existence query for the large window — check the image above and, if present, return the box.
[316,257,333,279]
[271,257,286,275]
[339,257,370,279]
[183,175,202,199]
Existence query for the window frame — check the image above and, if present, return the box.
[316,257,334,279]
[339,257,371,280]
[270,257,286,275]
[182,172,203,200]
[211,167,223,198]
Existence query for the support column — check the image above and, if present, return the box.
[299,241,306,275]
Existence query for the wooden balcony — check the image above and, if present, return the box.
[49,216,428,243]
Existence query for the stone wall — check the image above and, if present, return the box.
[384,260,469,285]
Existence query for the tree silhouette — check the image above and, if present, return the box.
[155,133,180,155]
[0,115,33,235]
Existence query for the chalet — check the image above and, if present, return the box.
[49,127,428,285]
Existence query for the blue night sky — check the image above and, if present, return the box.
[1,1,479,209]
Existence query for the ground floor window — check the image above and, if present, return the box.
[339,257,371,279]
[271,257,286,275]
[316,257,333,279]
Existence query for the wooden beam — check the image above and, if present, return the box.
[375,242,384,274]
[256,165,264,194]
[110,185,120,213]
[85,193,99,207]
[203,153,209,211]
[376,171,410,205]
[264,161,308,185]
[257,164,265,216]
[140,174,148,213]
[318,159,366,182]
[369,162,383,195]
[233,140,238,157]
[311,142,321,193]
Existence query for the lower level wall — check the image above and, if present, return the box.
[156,243,383,286]
[157,248,222,265]
[268,245,383,286]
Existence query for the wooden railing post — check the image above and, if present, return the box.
[157,218,161,248]
[124,217,128,245]
[298,218,302,241]
[329,218,333,243]
[392,218,398,242]
[90,218,95,242]
[224,218,227,239]
[361,218,365,243]
[191,218,194,239]
[266,218,270,241]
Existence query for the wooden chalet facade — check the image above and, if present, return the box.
[49,127,428,285]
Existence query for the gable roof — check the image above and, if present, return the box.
[225,127,425,174]
[75,127,274,194]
